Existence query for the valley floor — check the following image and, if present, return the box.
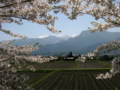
[15,60,120,90]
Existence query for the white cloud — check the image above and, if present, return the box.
[38,35,48,38]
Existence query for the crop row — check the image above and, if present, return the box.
[76,62,108,68]
[100,61,112,66]
[12,60,112,70]
[16,71,50,85]
[32,70,120,90]
[40,62,76,69]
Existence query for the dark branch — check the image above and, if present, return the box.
[0,0,33,8]
[0,15,28,20]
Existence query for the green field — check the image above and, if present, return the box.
[15,60,120,90]
[13,60,112,70]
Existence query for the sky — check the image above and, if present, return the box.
[1,13,120,41]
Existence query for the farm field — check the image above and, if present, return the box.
[40,62,76,69]
[11,61,76,70]
[12,60,111,70]
[40,60,112,69]
[17,71,50,85]
[76,61,108,68]
[14,60,119,90]
[29,70,120,90]
[39,60,110,69]
[11,62,50,70]
[100,61,112,66]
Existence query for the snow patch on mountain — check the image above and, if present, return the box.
[37,34,78,40]
[38,35,48,38]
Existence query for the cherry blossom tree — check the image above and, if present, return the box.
[1,0,120,37]
[1,0,120,89]
[76,56,86,62]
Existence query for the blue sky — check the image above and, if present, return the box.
[1,13,120,41]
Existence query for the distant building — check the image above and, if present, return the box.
[64,56,75,61]
[66,57,74,59]
[64,52,77,61]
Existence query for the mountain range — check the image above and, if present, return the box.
[0,36,64,46]
[31,30,120,55]
[1,30,120,55]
